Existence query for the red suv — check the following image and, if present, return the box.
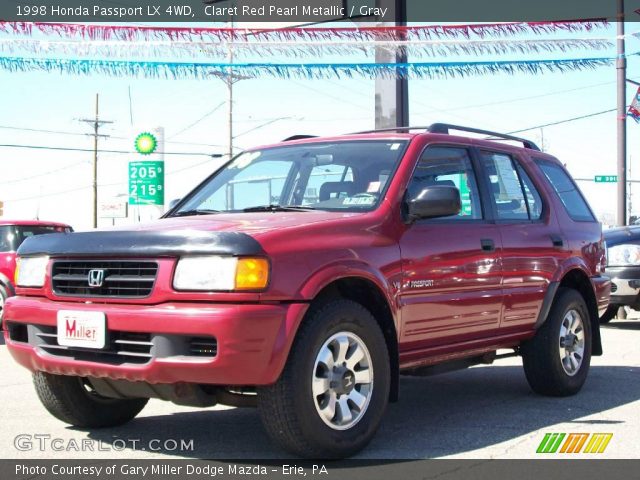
[3,125,609,458]
[0,220,72,326]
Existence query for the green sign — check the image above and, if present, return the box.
[595,175,617,183]
[129,161,164,205]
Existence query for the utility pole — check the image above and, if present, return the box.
[80,93,112,229]
[617,0,627,226]
[212,24,250,160]
[629,157,633,220]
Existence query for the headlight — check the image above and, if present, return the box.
[15,255,49,287]
[173,256,269,291]
[607,244,640,266]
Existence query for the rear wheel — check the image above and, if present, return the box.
[522,288,592,397]
[258,299,390,458]
[33,372,148,428]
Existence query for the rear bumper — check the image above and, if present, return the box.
[3,296,308,386]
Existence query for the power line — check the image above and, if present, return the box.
[168,101,226,140]
[506,109,618,134]
[5,185,92,203]
[0,160,88,185]
[0,125,90,137]
[439,79,627,113]
[0,143,221,156]
[3,156,227,203]
[0,124,229,148]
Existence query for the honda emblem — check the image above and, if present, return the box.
[87,269,105,288]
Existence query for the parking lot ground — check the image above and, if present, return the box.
[1,321,638,460]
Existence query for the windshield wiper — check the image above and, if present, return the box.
[242,204,317,213]
[172,209,220,217]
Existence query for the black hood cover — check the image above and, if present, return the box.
[17,229,264,258]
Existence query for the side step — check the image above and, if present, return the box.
[402,350,518,377]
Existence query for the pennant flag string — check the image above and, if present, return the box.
[0,55,618,81]
[0,37,613,60]
[0,19,609,43]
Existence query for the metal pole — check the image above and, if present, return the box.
[395,0,409,127]
[228,17,234,160]
[92,93,99,229]
[228,76,233,160]
[617,0,627,226]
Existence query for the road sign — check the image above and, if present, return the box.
[129,161,164,205]
[595,175,618,183]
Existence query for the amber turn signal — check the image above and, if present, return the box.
[235,258,270,290]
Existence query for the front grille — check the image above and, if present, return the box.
[29,324,152,365]
[6,322,219,366]
[52,260,158,298]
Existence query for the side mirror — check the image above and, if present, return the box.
[407,186,461,222]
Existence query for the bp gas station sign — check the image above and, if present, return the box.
[129,161,164,205]
[129,129,165,206]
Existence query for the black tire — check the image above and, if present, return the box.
[599,305,619,324]
[33,372,148,428]
[522,288,592,397]
[0,284,7,329]
[258,299,390,458]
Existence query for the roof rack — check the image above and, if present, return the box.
[428,123,540,151]
[351,123,540,151]
[282,135,318,142]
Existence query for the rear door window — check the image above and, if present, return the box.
[535,159,595,222]
[480,152,544,221]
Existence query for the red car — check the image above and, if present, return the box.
[3,124,609,458]
[0,220,72,326]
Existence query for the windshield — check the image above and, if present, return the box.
[172,140,408,215]
[0,225,71,252]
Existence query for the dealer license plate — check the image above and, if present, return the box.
[56,310,106,349]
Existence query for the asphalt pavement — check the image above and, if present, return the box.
[1,320,638,459]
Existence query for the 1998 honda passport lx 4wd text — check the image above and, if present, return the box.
[3,124,609,458]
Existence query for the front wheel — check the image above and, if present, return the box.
[0,284,8,327]
[522,288,592,397]
[258,299,390,458]
[33,372,148,428]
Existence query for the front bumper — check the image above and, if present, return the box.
[3,296,308,386]
[605,266,640,307]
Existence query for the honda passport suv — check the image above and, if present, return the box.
[3,124,609,458]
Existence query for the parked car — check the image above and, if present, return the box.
[0,220,72,326]
[600,225,640,323]
[3,124,609,458]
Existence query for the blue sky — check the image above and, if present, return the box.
[0,21,639,229]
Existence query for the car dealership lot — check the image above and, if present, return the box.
[1,322,639,460]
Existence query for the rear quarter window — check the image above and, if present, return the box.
[534,159,595,222]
